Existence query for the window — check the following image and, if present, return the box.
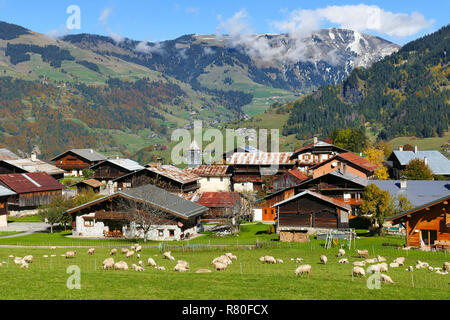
[421,230,437,246]
[169,230,175,237]
[207,177,210,182]
[84,220,94,227]
[158,229,164,237]
[220,177,223,182]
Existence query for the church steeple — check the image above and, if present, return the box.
[187,140,202,169]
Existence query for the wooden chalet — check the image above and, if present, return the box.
[227,152,296,192]
[290,138,349,172]
[0,152,66,180]
[387,195,450,250]
[0,186,16,227]
[273,169,309,191]
[0,172,65,211]
[114,164,200,194]
[272,190,352,241]
[65,184,208,241]
[51,149,107,176]
[255,187,295,223]
[194,192,241,223]
[188,165,232,192]
[73,179,104,194]
[90,158,144,182]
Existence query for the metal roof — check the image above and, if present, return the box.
[51,149,107,162]
[369,180,450,207]
[310,152,380,172]
[387,194,450,223]
[1,158,66,176]
[390,150,450,175]
[271,190,352,211]
[74,179,104,188]
[92,159,144,172]
[0,185,16,197]
[0,173,65,194]
[292,140,349,157]
[146,165,200,184]
[228,152,295,165]
[0,149,20,161]
[195,192,241,208]
[188,165,231,177]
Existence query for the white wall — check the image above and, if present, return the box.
[253,209,262,222]
[198,177,231,192]
[0,214,7,228]
[233,182,253,192]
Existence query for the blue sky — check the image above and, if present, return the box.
[0,0,447,45]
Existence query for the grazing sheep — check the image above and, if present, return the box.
[367,264,380,274]
[14,257,23,265]
[389,262,400,268]
[110,249,117,256]
[436,270,449,275]
[296,258,304,263]
[87,248,95,255]
[23,255,33,264]
[352,267,365,277]
[126,250,135,258]
[406,266,414,272]
[428,266,434,272]
[356,249,369,258]
[365,258,378,264]
[212,255,232,265]
[338,258,349,264]
[196,269,212,273]
[225,253,237,260]
[121,248,129,255]
[320,255,328,265]
[156,266,166,271]
[114,261,129,271]
[177,260,190,270]
[261,256,277,264]
[213,262,228,271]
[380,274,394,284]
[295,264,312,277]
[378,263,388,273]
[8,255,14,258]
[103,258,115,270]
[43,255,49,258]
[174,264,189,272]
[147,258,157,267]
[393,257,405,266]
[163,251,175,261]
[20,262,29,269]
[259,256,265,262]
[444,262,450,272]
[277,259,284,264]
[65,251,77,259]
[337,249,345,257]
[353,261,366,267]
[132,264,144,272]
[138,260,144,267]
[376,255,386,262]
[135,245,142,253]
[50,247,56,250]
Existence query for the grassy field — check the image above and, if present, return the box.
[0,231,25,237]
[0,225,448,300]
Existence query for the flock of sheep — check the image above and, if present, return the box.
[1,245,449,286]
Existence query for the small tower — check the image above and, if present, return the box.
[187,140,202,169]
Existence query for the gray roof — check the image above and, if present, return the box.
[52,149,107,162]
[0,149,20,161]
[92,159,144,172]
[120,185,208,218]
[0,185,16,197]
[1,158,66,176]
[391,150,450,175]
[271,190,351,211]
[369,180,450,207]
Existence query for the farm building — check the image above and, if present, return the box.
[90,158,144,183]
[0,148,20,161]
[309,152,379,179]
[73,179,104,194]
[188,165,232,192]
[114,164,200,194]
[256,187,295,223]
[273,169,309,191]
[387,195,450,249]
[193,192,241,222]
[290,138,349,172]
[0,185,16,227]
[272,190,352,241]
[65,184,208,241]
[51,149,107,177]
[386,147,450,179]
[0,152,66,180]
[0,172,65,214]
[228,152,296,192]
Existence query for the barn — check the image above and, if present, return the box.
[387,195,450,250]
[90,158,144,183]
[272,190,351,241]
[194,192,241,223]
[0,172,65,214]
[0,152,66,180]
[51,149,107,177]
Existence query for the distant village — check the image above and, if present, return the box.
[0,137,449,250]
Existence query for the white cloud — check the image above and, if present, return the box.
[135,41,164,55]
[98,7,124,43]
[185,7,200,15]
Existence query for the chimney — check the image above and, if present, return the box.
[313,137,318,144]
[156,157,163,169]
[107,181,114,195]
[424,156,428,166]
[30,151,37,162]
[414,145,418,153]
[400,176,407,190]
[399,145,403,151]
[90,149,94,154]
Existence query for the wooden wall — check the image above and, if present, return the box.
[0,196,8,216]
[94,163,130,180]
[54,153,91,170]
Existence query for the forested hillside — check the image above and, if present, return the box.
[284,25,450,141]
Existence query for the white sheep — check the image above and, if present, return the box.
[337,249,345,257]
[135,245,142,253]
[126,250,135,258]
[196,269,212,273]
[338,258,349,264]
[444,262,449,272]
[352,266,365,277]
[376,255,386,262]
[380,274,394,284]
[163,251,175,261]
[296,258,304,263]
[23,255,33,264]
[114,261,129,271]
[393,257,405,266]
[320,255,328,265]
[87,248,95,255]
[121,248,129,255]
[156,266,166,271]
[43,255,49,258]
[295,264,312,277]
[365,258,378,264]
[103,258,115,270]
[356,249,369,258]
[110,249,117,256]
[65,251,77,259]
[213,255,232,265]
[174,264,189,272]
[213,262,228,271]
[50,247,56,250]
[406,266,414,272]
[20,262,29,269]
[367,264,380,274]
[177,260,190,270]
[132,264,144,272]
[353,261,366,267]
[261,256,277,264]
[147,258,157,267]
[138,260,144,267]
[277,259,284,264]
[389,262,400,268]
[14,257,23,265]
[225,253,237,260]
[378,263,388,273]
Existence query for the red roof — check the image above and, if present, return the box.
[0,172,65,194]
[188,165,230,177]
[310,152,380,172]
[196,192,241,208]
[287,169,309,181]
